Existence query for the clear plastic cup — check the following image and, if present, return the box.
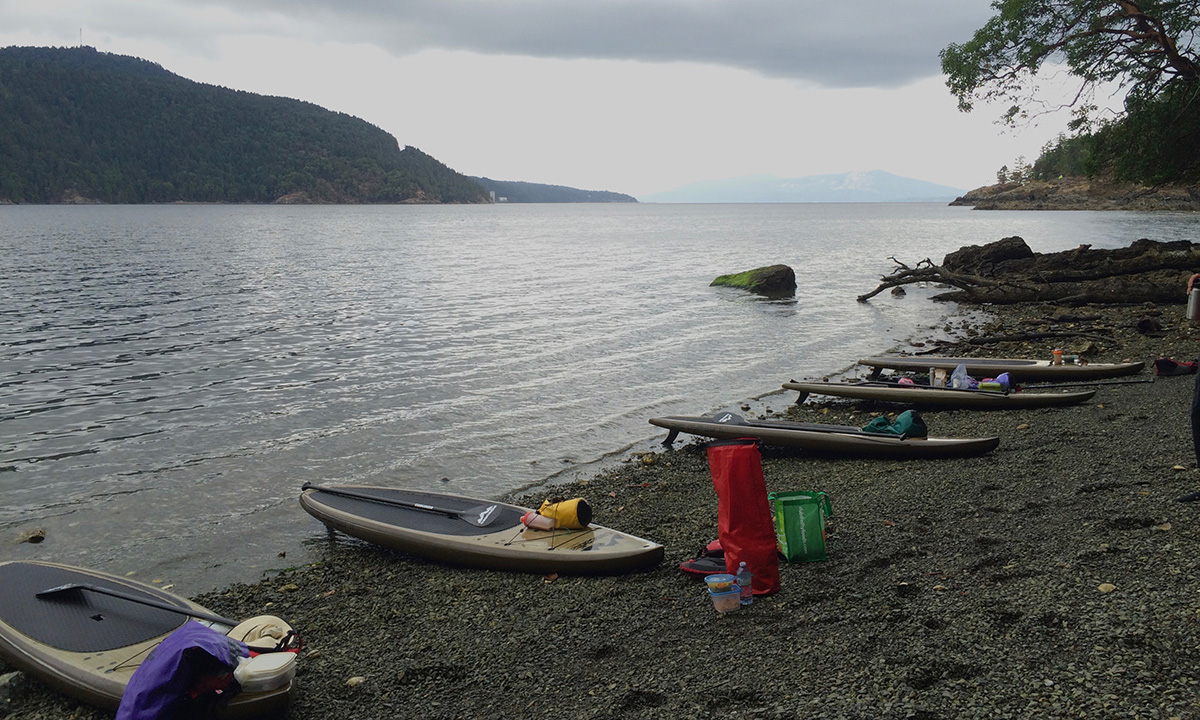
[709,588,741,613]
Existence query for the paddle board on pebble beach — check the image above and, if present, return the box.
[648,413,999,459]
[783,380,1097,410]
[0,560,296,717]
[299,484,664,574]
[857,355,1144,382]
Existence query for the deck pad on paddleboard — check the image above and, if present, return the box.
[300,486,664,574]
[0,562,188,652]
[311,487,524,536]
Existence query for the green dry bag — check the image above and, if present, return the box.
[768,490,833,562]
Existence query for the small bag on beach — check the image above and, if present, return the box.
[861,409,927,438]
[768,490,833,562]
[117,622,248,720]
[950,363,978,390]
[706,439,780,596]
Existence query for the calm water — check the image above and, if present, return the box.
[2,203,1197,593]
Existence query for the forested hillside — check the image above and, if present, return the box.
[0,46,489,204]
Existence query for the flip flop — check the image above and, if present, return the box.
[678,555,728,577]
[1155,357,1198,376]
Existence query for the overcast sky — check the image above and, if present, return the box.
[1,1,1089,198]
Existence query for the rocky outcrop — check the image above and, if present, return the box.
[59,189,100,204]
[951,177,1200,211]
[711,264,796,297]
[274,191,318,204]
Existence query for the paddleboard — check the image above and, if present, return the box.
[0,561,294,717]
[857,355,1144,381]
[783,380,1096,410]
[648,413,999,458]
[299,485,664,574]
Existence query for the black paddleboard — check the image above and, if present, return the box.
[649,413,999,459]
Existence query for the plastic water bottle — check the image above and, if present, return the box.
[950,363,969,389]
[520,512,555,530]
[736,561,752,606]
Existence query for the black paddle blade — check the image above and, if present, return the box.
[409,500,502,527]
[461,503,502,527]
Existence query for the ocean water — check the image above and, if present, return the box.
[2,202,1197,593]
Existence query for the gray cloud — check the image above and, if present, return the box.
[188,0,995,89]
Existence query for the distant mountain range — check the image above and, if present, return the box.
[639,170,965,203]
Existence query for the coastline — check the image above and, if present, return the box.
[949,177,1200,211]
[5,301,1200,719]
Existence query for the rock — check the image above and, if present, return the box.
[58,189,100,204]
[710,264,796,297]
[15,528,45,544]
[1136,317,1163,334]
[942,237,1035,274]
[0,671,26,711]
[274,191,315,204]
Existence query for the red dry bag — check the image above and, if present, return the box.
[706,439,780,596]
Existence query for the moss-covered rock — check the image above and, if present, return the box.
[710,264,796,297]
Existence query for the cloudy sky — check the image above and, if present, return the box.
[0,1,1089,198]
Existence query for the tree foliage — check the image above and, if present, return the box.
[941,1,1200,126]
[942,1,1200,184]
[0,46,490,204]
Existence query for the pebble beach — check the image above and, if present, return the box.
[4,299,1200,720]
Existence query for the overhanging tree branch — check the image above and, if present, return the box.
[942,0,1200,129]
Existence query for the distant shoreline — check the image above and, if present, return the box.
[951,177,1200,211]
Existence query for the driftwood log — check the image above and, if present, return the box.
[858,237,1200,306]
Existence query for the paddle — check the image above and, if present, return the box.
[301,482,503,527]
[1019,378,1156,389]
[36,583,238,626]
[857,380,1010,396]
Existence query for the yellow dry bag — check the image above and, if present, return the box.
[537,498,592,529]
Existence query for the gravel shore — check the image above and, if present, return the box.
[4,300,1200,720]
